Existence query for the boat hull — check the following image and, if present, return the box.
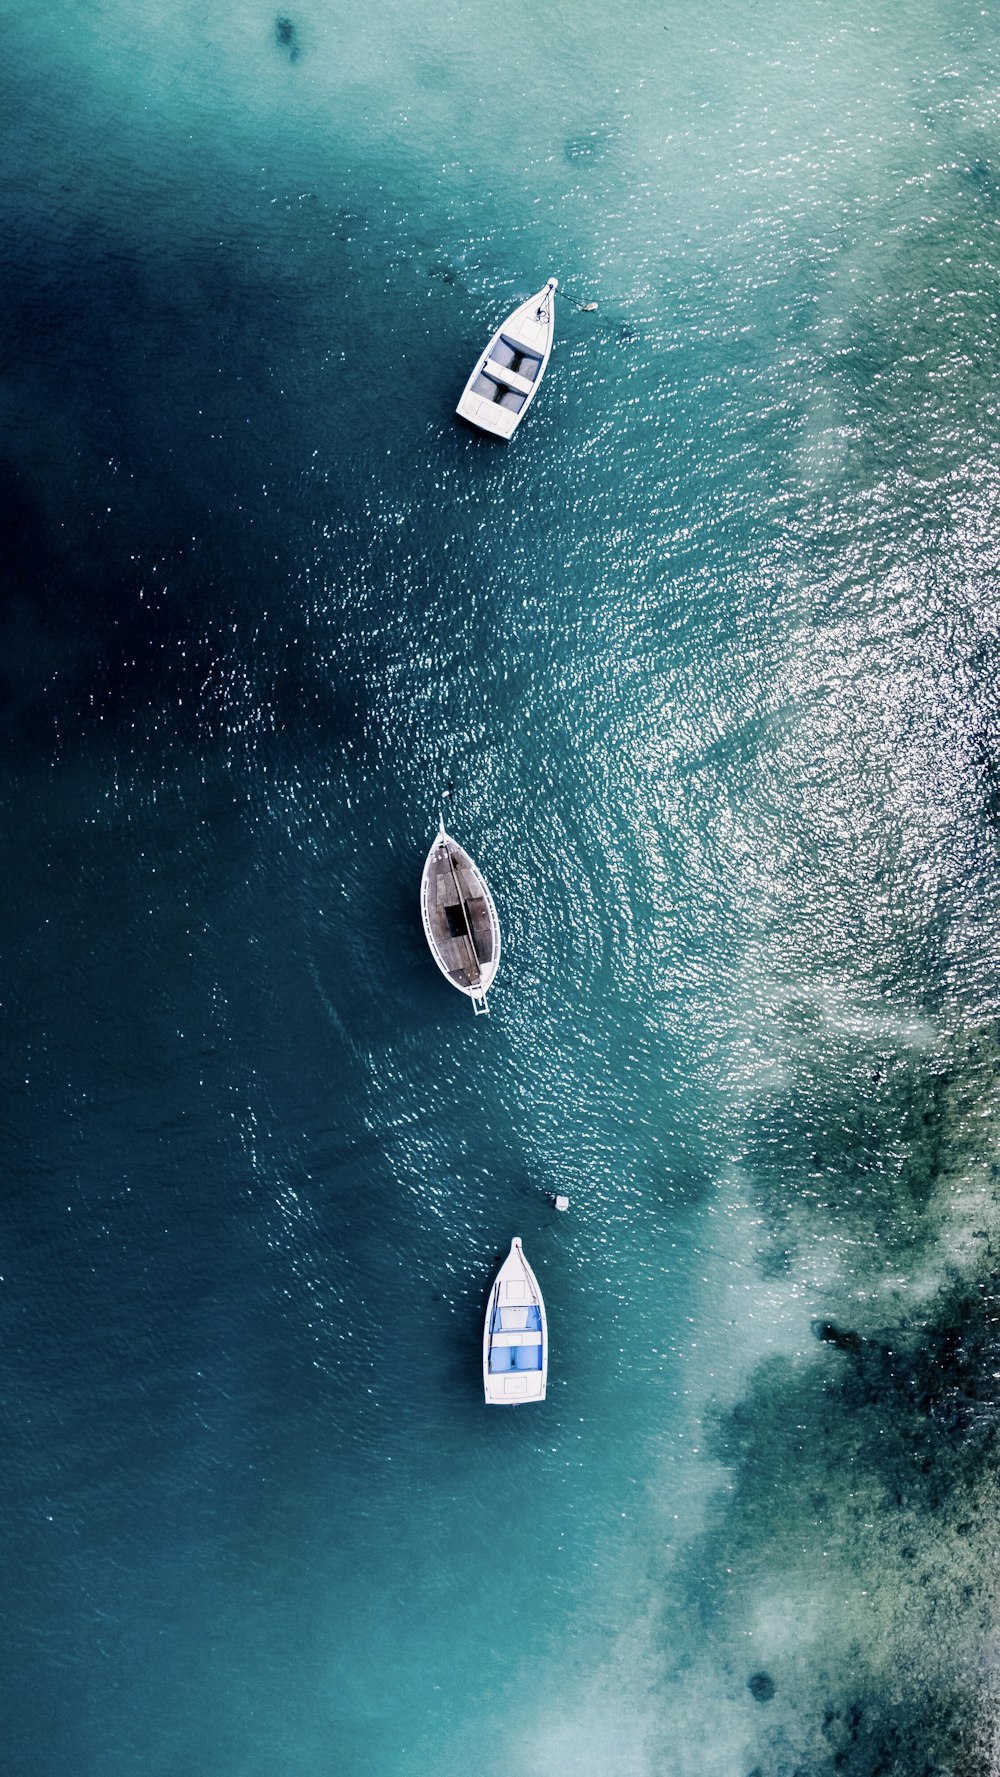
[419,825,500,1014]
[483,1238,547,1404]
[456,279,557,439]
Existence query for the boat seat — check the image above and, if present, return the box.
[488,1342,543,1373]
[493,335,542,381]
[484,358,535,396]
[499,1307,529,1331]
[464,895,493,964]
[471,371,527,412]
[493,1304,542,1333]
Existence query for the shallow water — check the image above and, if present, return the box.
[4,0,1000,1772]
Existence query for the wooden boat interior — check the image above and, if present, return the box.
[424,839,495,992]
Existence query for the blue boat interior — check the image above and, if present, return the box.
[488,1343,543,1373]
[490,1303,542,1334]
[493,335,542,381]
[471,370,526,412]
[488,1299,543,1373]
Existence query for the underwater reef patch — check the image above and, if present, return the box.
[274,15,300,60]
[650,1025,1000,1776]
[747,1672,775,1703]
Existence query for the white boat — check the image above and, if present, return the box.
[455,278,558,439]
[419,820,501,1016]
[483,1238,547,1404]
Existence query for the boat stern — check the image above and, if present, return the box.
[455,389,521,439]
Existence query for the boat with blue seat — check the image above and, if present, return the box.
[456,279,558,439]
[483,1238,547,1404]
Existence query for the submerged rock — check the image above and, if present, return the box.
[748,1672,775,1703]
[813,1319,865,1354]
[274,15,300,59]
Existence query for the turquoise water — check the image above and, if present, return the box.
[4,0,1000,1771]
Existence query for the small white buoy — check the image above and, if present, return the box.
[554,1195,570,1212]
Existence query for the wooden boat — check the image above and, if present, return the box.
[483,1238,547,1404]
[455,278,558,439]
[419,820,501,1016]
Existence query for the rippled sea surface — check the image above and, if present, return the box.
[4,0,1000,1771]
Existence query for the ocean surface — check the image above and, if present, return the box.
[4,0,1000,1772]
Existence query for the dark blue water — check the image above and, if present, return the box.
[4,0,1000,1771]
